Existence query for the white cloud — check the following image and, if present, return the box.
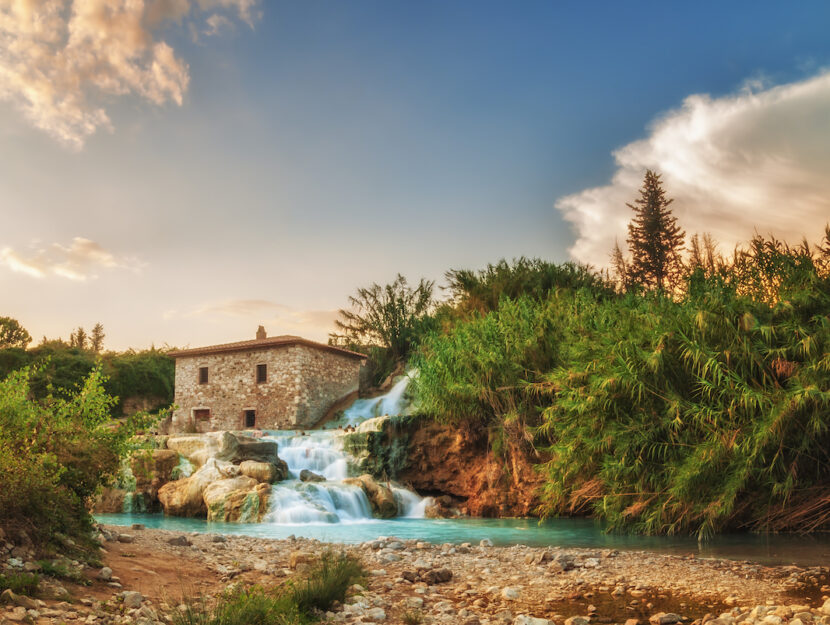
[556,71,830,268]
[0,0,259,149]
[204,13,232,37]
[0,236,142,280]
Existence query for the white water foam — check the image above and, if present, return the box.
[261,373,430,525]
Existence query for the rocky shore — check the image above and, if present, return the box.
[2,526,829,625]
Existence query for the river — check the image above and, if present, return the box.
[97,374,830,566]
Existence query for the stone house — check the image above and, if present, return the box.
[169,328,366,432]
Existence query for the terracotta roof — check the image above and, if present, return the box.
[167,335,367,360]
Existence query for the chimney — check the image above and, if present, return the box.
[256,325,266,340]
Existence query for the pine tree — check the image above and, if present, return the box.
[90,323,105,353]
[626,170,685,291]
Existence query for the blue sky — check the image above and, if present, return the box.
[2,1,829,348]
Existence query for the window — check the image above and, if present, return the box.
[256,363,267,384]
[244,410,256,428]
[198,367,208,384]
[193,409,210,421]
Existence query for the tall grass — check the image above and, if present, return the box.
[414,229,830,536]
[171,551,365,625]
[289,551,366,613]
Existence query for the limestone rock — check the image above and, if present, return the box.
[158,459,231,517]
[343,474,398,518]
[514,617,554,625]
[240,460,288,483]
[167,432,279,467]
[121,591,144,609]
[502,587,521,600]
[299,469,326,482]
[203,476,271,522]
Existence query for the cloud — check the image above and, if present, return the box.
[556,71,830,268]
[166,299,338,341]
[0,237,142,280]
[0,0,259,149]
[204,13,232,37]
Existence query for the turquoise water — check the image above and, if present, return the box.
[95,513,830,566]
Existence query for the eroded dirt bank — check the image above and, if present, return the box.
[396,420,545,518]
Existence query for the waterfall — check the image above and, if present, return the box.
[331,374,412,426]
[262,373,429,525]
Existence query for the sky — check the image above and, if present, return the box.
[2,1,830,350]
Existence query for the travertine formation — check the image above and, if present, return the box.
[169,330,365,431]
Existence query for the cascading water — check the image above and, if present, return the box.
[261,373,429,525]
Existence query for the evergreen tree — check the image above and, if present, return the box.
[626,170,685,291]
[90,323,105,354]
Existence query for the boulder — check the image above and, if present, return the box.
[299,469,326,483]
[224,435,279,464]
[166,434,214,465]
[240,460,288,484]
[203,477,271,522]
[343,474,398,518]
[158,459,235,517]
[167,432,279,467]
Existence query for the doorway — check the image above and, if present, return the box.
[244,410,256,428]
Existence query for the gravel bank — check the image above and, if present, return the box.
[2,525,828,625]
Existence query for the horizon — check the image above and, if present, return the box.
[3,1,830,350]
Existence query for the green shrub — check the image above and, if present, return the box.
[172,586,303,625]
[289,551,365,614]
[0,572,40,596]
[414,295,562,426]
[0,365,159,552]
[36,560,87,584]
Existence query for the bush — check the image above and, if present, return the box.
[172,586,303,625]
[0,365,159,552]
[0,572,40,596]
[171,552,365,625]
[289,550,365,614]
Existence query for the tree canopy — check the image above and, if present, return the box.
[0,317,31,349]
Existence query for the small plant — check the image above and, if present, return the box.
[171,586,302,625]
[0,572,40,596]
[402,609,424,625]
[289,550,366,613]
[36,560,89,585]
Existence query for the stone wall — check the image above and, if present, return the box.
[171,345,362,431]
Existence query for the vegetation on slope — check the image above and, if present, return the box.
[408,173,830,536]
